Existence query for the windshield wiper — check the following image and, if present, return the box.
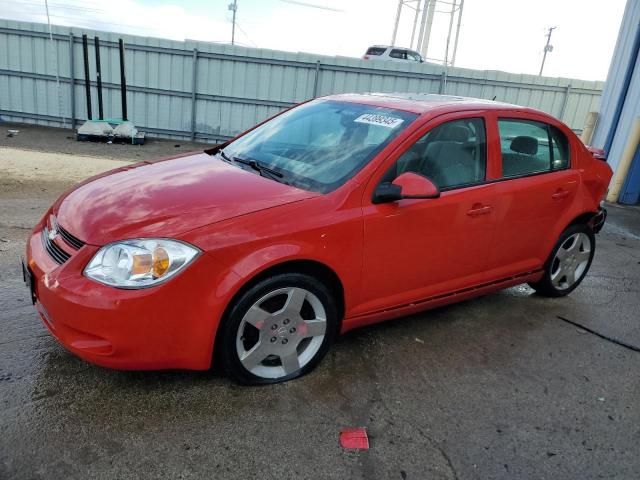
[232,156,284,179]
[216,149,233,163]
[216,150,285,182]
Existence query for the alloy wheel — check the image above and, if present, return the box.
[235,287,327,379]
[550,232,592,290]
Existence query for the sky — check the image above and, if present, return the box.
[0,0,627,81]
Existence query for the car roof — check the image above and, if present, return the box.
[368,45,415,51]
[324,92,545,117]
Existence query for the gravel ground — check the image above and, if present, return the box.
[1,124,639,480]
[1,122,209,161]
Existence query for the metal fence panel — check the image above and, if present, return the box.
[0,19,604,142]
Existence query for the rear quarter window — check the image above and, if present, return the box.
[366,47,386,56]
[550,126,570,170]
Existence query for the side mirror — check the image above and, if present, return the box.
[373,172,440,204]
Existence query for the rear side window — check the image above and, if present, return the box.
[366,47,386,56]
[498,119,570,177]
[389,49,407,59]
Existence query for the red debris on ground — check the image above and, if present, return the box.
[339,427,369,450]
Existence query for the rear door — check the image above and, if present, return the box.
[484,113,580,278]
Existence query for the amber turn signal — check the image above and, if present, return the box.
[152,247,170,278]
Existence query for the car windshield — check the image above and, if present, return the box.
[219,99,417,193]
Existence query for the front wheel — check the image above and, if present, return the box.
[528,224,595,297]
[218,273,338,385]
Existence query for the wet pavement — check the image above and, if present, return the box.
[1,135,639,479]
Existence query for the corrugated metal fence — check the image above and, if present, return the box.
[0,19,604,142]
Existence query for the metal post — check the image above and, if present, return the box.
[390,0,403,45]
[190,48,198,141]
[44,0,65,127]
[416,0,430,55]
[410,0,422,50]
[68,33,75,129]
[420,0,437,59]
[451,0,464,66]
[81,34,92,120]
[559,84,572,121]
[119,39,128,121]
[313,60,321,98]
[94,36,104,120]
[438,68,447,95]
[443,0,457,66]
[539,26,556,76]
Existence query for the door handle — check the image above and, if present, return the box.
[552,189,570,200]
[467,205,493,216]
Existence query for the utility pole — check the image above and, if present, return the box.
[539,26,556,76]
[229,0,238,45]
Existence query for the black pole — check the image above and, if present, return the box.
[82,34,92,120]
[119,39,128,121]
[94,36,104,120]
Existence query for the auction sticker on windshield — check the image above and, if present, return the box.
[354,113,404,128]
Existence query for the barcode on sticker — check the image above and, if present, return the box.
[354,113,404,128]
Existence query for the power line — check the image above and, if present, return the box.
[235,21,257,47]
[3,0,106,14]
[279,0,343,12]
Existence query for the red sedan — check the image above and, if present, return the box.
[24,94,612,384]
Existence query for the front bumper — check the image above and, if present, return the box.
[25,227,229,370]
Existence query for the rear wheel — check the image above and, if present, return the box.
[528,224,595,297]
[218,273,338,385]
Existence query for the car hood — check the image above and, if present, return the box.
[54,152,317,245]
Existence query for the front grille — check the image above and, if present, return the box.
[51,216,85,250]
[41,226,71,264]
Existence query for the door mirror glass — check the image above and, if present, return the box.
[373,172,440,203]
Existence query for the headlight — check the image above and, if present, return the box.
[84,239,200,288]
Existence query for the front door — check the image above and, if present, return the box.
[355,114,501,316]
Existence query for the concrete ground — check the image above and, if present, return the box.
[1,124,639,480]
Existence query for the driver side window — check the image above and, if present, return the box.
[384,118,487,190]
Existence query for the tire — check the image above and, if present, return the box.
[218,273,338,385]
[528,224,595,297]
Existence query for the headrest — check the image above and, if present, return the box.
[510,136,538,155]
[441,124,470,142]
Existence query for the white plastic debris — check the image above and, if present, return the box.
[77,121,114,136]
[113,121,138,139]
